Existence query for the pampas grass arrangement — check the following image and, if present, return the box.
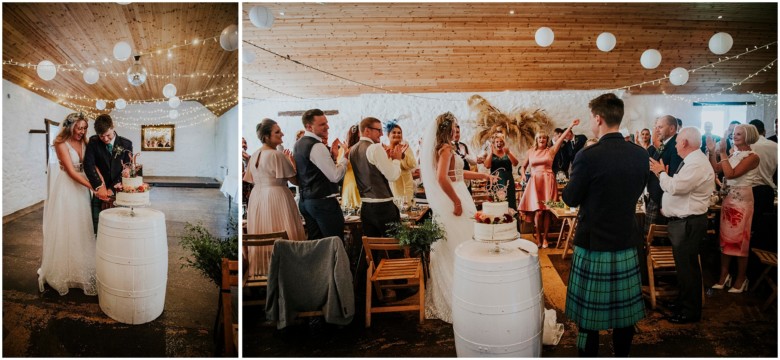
[468,94,554,153]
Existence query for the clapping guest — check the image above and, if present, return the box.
[646,115,683,235]
[244,119,305,277]
[700,121,721,153]
[483,132,519,210]
[385,121,417,203]
[517,120,579,248]
[338,125,362,209]
[706,124,761,293]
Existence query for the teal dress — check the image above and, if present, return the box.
[490,153,516,209]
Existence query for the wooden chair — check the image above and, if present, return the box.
[751,248,777,311]
[643,224,704,310]
[243,231,288,307]
[221,258,239,357]
[362,236,425,328]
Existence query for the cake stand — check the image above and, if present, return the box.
[473,232,521,254]
[114,199,150,217]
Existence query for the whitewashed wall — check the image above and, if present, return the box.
[2,79,74,216]
[215,105,239,203]
[114,101,219,178]
[242,90,778,160]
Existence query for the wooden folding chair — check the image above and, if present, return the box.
[643,224,704,309]
[221,258,239,357]
[362,236,424,328]
[243,231,288,307]
[751,248,777,311]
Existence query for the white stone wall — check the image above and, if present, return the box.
[215,105,238,183]
[2,79,74,216]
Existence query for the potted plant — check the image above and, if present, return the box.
[387,218,446,280]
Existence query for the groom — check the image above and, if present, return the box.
[83,114,133,233]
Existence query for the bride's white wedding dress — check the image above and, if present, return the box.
[38,142,97,296]
[421,125,477,323]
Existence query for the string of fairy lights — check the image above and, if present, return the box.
[661,59,778,106]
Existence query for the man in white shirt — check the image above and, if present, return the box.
[349,117,404,237]
[748,119,778,251]
[293,109,349,240]
[650,127,715,324]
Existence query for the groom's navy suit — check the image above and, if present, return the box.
[83,133,133,232]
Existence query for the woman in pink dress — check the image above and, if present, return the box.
[244,118,306,277]
[706,124,760,293]
[518,119,579,248]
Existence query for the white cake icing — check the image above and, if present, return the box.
[116,191,150,206]
[482,201,509,217]
[123,176,143,188]
[474,220,518,241]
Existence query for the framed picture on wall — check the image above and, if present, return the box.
[141,124,175,151]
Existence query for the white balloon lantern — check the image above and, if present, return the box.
[115,98,127,110]
[709,32,733,55]
[96,99,107,110]
[162,83,177,98]
[219,24,238,51]
[535,27,554,47]
[169,109,179,119]
[669,67,690,86]
[36,60,57,81]
[113,41,132,61]
[243,49,256,64]
[596,32,616,52]
[168,96,181,109]
[640,49,662,69]
[83,67,100,84]
[249,6,275,29]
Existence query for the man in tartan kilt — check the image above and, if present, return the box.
[562,93,650,357]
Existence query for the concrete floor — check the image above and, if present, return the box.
[246,234,778,357]
[3,187,237,357]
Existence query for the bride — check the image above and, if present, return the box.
[38,113,98,296]
[421,112,496,323]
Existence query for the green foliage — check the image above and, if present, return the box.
[543,200,565,209]
[179,216,238,287]
[387,218,446,254]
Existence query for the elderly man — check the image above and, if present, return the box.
[650,127,715,324]
[294,109,349,240]
[349,117,404,237]
[645,115,683,235]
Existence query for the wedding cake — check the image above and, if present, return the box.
[474,201,518,241]
[114,156,150,207]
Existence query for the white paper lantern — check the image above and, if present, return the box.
[709,32,733,55]
[115,98,127,110]
[36,60,57,81]
[249,6,275,29]
[169,109,179,119]
[96,100,106,110]
[113,41,132,61]
[168,96,181,108]
[162,83,177,98]
[669,67,690,86]
[83,67,100,84]
[535,27,554,47]
[596,32,616,52]
[243,49,256,64]
[219,24,238,51]
[640,49,662,69]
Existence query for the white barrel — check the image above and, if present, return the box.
[453,239,544,357]
[96,207,168,324]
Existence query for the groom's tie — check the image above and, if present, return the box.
[107,143,113,154]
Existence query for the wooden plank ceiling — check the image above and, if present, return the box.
[3,3,238,117]
[243,2,777,100]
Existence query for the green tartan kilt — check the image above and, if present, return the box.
[565,246,645,330]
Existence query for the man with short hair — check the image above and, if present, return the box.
[700,121,721,153]
[83,114,133,233]
[767,118,777,143]
[563,93,648,357]
[561,129,587,176]
[349,117,404,237]
[293,109,349,240]
[650,127,715,324]
[747,119,778,251]
[645,115,683,234]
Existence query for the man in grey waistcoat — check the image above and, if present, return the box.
[349,117,404,237]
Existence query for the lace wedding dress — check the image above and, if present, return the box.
[38,142,97,296]
[420,123,477,323]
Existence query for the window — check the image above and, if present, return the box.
[699,105,747,136]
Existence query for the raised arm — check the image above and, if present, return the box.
[552,119,580,155]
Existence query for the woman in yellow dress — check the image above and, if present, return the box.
[337,124,361,209]
[386,121,417,204]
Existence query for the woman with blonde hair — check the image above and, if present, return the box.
[518,119,580,248]
[338,124,362,209]
[385,121,417,203]
[421,112,497,323]
[38,113,98,296]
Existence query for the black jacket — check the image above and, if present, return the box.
[647,134,683,203]
[562,132,649,251]
[84,134,133,191]
[560,134,588,175]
